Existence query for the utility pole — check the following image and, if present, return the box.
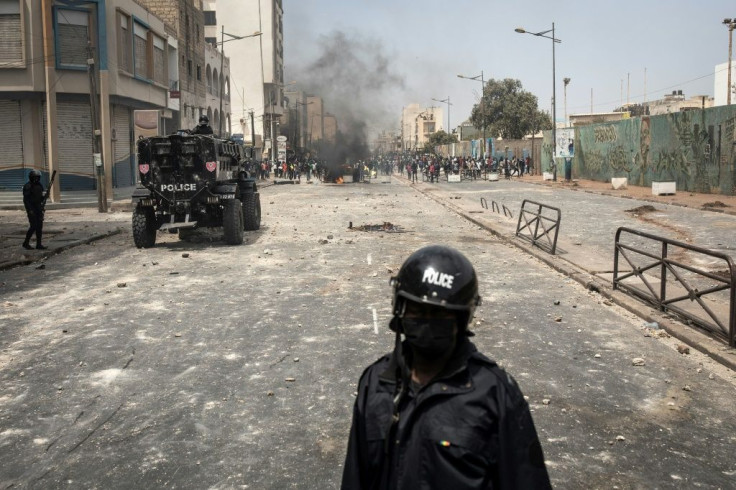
[250,110,256,153]
[563,78,571,126]
[87,41,107,213]
[723,19,736,105]
[41,0,60,203]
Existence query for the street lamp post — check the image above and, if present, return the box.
[724,19,736,105]
[457,72,485,159]
[217,27,262,136]
[432,97,453,137]
[516,23,561,181]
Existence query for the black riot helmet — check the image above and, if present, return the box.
[199,115,210,125]
[390,245,481,333]
[28,169,42,183]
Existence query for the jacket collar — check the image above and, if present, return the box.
[378,336,477,386]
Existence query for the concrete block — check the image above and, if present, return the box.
[611,177,628,190]
[487,173,499,182]
[543,172,554,181]
[448,175,461,183]
[652,181,676,195]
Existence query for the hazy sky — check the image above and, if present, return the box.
[221,0,735,135]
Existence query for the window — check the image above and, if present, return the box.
[117,12,132,72]
[187,59,192,77]
[196,64,201,81]
[153,35,166,85]
[204,11,216,25]
[0,0,22,66]
[56,8,89,69]
[133,21,150,79]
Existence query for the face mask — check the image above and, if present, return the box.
[401,318,456,359]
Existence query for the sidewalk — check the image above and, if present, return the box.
[529,175,736,216]
[0,207,129,271]
[394,172,736,370]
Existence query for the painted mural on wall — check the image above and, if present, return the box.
[542,105,736,195]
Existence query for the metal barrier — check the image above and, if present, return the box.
[502,205,513,219]
[515,199,561,254]
[480,197,488,209]
[492,201,500,214]
[614,227,736,346]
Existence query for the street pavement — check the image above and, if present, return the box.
[1,176,735,488]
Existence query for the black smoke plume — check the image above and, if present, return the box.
[289,31,405,172]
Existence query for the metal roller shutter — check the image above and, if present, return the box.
[0,100,25,190]
[57,101,94,190]
[113,105,132,187]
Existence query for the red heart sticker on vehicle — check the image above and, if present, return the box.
[206,161,217,172]
[139,164,150,175]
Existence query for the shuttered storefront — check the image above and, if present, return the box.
[113,105,132,187]
[57,101,94,190]
[0,100,25,190]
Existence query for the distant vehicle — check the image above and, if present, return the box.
[132,133,261,247]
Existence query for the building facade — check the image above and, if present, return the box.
[323,113,337,144]
[224,0,284,159]
[0,0,177,199]
[137,0,214,134]
[306,95,324,146]
[400,104,444,151]
[714,60,736,107]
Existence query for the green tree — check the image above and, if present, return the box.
[470,78,552,139]
[426,130,458,148]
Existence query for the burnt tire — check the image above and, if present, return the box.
[243,192,261,231]
[132,206,157,248]
[223,198,244,245]
[178,228,195,241]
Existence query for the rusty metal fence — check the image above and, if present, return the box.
[614,227,736,346]
[515,200,561,254]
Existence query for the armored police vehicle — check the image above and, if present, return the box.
[131,133,261,248]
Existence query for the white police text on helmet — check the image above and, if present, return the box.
[422,267,454,289]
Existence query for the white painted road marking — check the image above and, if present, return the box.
[367,253,372,265]
[372,308,378,334]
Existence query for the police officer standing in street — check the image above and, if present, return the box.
[22,170,47,250]
[342,245,551,489]
[191,115,214,135]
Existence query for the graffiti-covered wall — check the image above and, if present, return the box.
[541,106,736,195]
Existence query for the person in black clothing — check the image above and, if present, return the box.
[22,170,47,250]
[342,245,551,489]
[191,115,214,135]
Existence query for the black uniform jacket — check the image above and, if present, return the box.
[22,181,44,213]
[341,338,551,489]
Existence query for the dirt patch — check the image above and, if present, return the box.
[349,222,404,233]
[702,201,729,209]
[625,205,658,214]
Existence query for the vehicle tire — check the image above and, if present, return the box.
[242,192,261,231]
[223,198,244,245]
[132,206,157,248]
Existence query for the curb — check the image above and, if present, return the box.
[397,175,736,371]
[0,229,123,272]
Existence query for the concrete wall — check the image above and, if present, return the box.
[541,105,736,195]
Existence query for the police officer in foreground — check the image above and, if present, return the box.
[22,170,47,250]
[342,245,551,489]
[191,115,214,135]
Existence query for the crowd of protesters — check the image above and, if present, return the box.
[251,151,535,185]
[386,153,535,183]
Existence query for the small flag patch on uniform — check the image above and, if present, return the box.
[439,440,451,447]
